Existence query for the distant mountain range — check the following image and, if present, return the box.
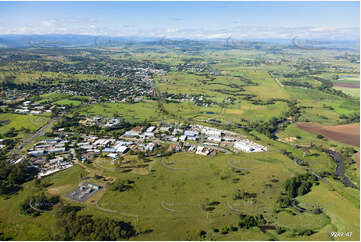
[0,34,359,50]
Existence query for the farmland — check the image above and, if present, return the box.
[0,35,359,241]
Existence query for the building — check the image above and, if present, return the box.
[145,143,155,151]
[144,132,155,138]
[103,148,116,153]
[123,130,139,137]
[14,109,29,114]
[116,145,128,154]
[208,136,222,143]
[28,150,45,156]
[184,130,199,137]
[179,135,187,142]
[30,110,42,115]
[146,126,156,132]
[107,153,118,159]
[159,127,171,132]
[233,141,267,152]
[195,146,210,156]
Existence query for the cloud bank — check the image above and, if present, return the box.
[0,18,359,40]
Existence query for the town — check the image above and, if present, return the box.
[25,118,267,178]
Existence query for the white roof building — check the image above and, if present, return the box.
[107,153,118,159]
[234,140,267,152]
[195,146,210,156]
[208,136,222,143]
[184,130,199,137]
[116,145,128,153]
[144,132,155,137]
[146,126,156,132]
[145,143,155,151]
[179,135,187,141]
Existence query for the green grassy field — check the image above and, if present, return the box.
[78,101,162,122]
[0,113,50,136]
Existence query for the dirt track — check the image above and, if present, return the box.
[333,82,360,88]
[296,123,360,147]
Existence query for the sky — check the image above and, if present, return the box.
[0,1,359,40]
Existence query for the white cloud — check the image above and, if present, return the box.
[0,18,358,40]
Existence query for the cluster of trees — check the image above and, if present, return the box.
[312,76,348,97]
[241,99,303,138]
[0,138,17,161]
[282,80,313,88]
[339,112,360,124]
[52,116,82,131]
[0,160,37,195]
[111,179,134,192]
[20,192,59,217]
[4,127,18,138]
[233,189,257,201]
[53,203,136,240]
[238,214,266,229]
[284,173,318,198]
[277,173,318,209]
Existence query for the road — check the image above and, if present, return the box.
[268,71,284,88]
[9,118,58,164]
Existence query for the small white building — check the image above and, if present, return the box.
[184,130,199,137]
[195,146,210,156]
[30,110,42,115]
[145,143,155,151]
[14,109,29,114]
[146,126,156,132]
[144,132,155,137]
[179,135,187,142]
[207,136,222,143]
[107,153,118,159]
[116,145,128,154]
[123,131,139,137]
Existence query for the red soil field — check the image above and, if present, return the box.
[296,123,360,147]
[296,123,360,170]
[333,82,360,88]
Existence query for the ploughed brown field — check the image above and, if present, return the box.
[296,123,360,147]
[333,82,360,88]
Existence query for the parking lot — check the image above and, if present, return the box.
[66,182,102,202]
